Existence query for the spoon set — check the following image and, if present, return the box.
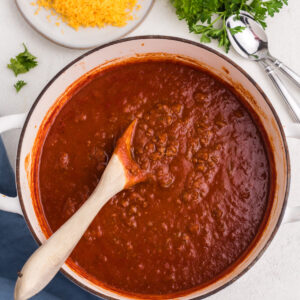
[226,11,300,122]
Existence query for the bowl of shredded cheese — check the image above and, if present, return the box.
[15,0,154,49]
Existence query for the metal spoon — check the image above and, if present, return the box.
[226,11,300,122]
[14,120,146,300]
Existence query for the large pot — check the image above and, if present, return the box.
[0,36,300,299]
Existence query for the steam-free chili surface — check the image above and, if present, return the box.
[39,60,270,295]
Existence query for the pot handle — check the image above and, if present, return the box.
[283,124,300,223]
[0,113,27,215]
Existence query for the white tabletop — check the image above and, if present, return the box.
[0,0,299,299]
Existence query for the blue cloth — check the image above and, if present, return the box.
[0,138,101,300]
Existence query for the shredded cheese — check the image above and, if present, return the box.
[35,0,138,30]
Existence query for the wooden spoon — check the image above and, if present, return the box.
[14,120,146,300]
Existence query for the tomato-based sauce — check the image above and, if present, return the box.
[38,60,270,295]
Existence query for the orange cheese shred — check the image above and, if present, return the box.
[35,0,138,30]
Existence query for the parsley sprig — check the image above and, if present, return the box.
[170,0,288,52]
[8,43,38,76]
[14,80,27,93]
[7,43,38,92]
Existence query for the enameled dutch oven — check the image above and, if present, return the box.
[1,36,300,299]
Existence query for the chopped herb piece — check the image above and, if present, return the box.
[8,43,38,76]
[14,80,27,92]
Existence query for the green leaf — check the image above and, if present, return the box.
[14,80,27,92]
[229,26,245,35]
[200,34,211,43]
[8,58,28,77]
[7,43,38,76]
[192,24,208,34]
[263,0,285,17]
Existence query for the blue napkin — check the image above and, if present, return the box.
[0,137,101,300]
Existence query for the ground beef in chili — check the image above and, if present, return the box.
[38,60,270,295]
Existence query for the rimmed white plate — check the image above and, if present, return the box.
[15,0,154,49]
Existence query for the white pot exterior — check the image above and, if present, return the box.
[16,37,289,299]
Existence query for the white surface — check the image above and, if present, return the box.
[0,0,299,299]
[15,0,153,49]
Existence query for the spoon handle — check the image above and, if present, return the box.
[268,56,300,88]
[259,59,300,123]
[14,154,126,300]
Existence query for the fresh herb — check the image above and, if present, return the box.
[170,0,288,52]
[7,43,38,76]
[14,80,27,92]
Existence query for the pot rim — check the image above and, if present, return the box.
[16,35,291,300]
